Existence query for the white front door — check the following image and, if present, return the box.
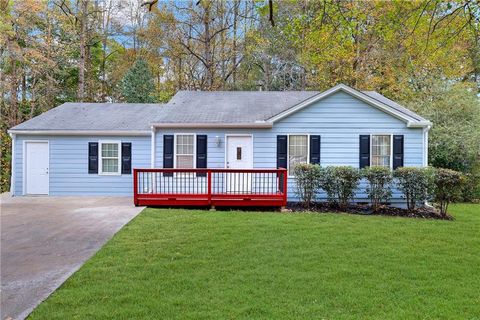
[226,135,253,193]
[25,141,49,195]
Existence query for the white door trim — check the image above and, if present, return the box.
[23,140,50,195]
[224,134,254,169]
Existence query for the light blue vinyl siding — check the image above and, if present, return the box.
[13,135,150,196]
[154,92,425,205]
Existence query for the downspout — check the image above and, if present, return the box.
[9,133,15,196]
[423,125,434,209]
[423,125,431,167]
[150,126,156,168]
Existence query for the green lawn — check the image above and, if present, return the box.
[30,204,480,319]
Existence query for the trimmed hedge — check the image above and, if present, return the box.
[361,166,393,212]
[393,167,433,211]
[292,163,322,208]
[321,166,361,209]
[291,165,465,215]
[432,168,464,216]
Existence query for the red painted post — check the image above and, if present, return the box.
[133,168,139,206]
[207,169,212,207]
[282,169,288,206]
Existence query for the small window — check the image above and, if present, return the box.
[288,135,308,171]
[371,135,391,168]
[236,147,242,160]
[176,134,194,168]
[99,141,121,175]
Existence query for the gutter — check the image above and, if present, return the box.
[407,121,432,128]
[7,130,151,136]
[151,123,273,129]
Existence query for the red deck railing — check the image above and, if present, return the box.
[133,168,287,208]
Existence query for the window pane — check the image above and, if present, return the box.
[176,135,194,155]
[371,135,391,167]
[102,143,118,158]
[102,159,118,173]
[289,135,308,170]
[177,155,194,168]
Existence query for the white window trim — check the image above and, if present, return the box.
[370,134,393,169]
[287,133,310,177]
[98,140,122,176]
[174,133,196,169]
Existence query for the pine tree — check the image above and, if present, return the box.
[121,59,156,103]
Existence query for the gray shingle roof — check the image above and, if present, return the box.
[153,90,427,124]
[154,91,319,123]
[10,103,164,131]
[9,86,429,132]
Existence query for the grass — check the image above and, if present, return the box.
[30,204,480,319]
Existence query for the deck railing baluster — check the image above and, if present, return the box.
[133,168,287,207]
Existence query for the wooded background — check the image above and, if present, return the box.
[1,0,479,199]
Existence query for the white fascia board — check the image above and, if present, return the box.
[7,130,151,136]
[151,123,273,129]
[267,83,426,126]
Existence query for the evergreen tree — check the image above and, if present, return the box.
[121,59,156,103]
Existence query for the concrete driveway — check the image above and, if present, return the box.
[0,194,144,320]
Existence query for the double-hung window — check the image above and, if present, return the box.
[99,141,121,175]
[288,135,308,171]
[371,135,391,168]
[175,134,195,168]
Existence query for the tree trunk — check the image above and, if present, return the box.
[7,34,19,126]
[77,0,88,102]
[232,0,239,89]
[203,3,213,90]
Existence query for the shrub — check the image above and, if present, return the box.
[432,168,464,216]
[393,167,433,211]
[462,171,480,202]
[321,166,361,209]
[292,163,322,208]
[361,166,393,212]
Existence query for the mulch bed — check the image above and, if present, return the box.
[286,202,454,220]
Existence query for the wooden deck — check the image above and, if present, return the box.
[133,168,287,208]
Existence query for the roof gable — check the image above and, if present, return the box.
[267,84,431,128]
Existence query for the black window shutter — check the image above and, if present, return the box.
[88,142,98,174]
[121,143,132,174]
[196,135,207,177]
[309,135,321,165]
[393,135,404,169]
[359,135,370,168]
[277,135,288,169]
[163,135,174,177]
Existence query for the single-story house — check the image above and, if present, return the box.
[8,83,431,206]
